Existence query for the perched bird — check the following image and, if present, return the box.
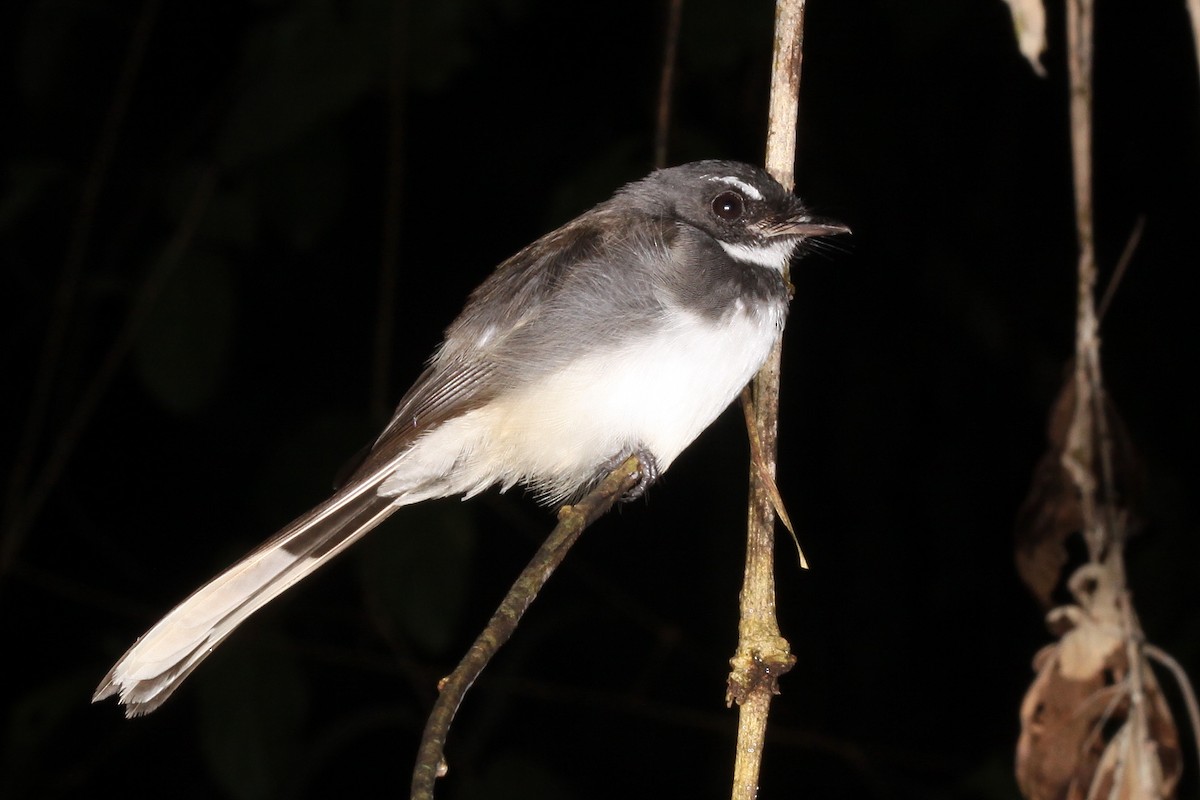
[94,160,848,716]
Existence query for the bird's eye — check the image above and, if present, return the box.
[711,190,745,221]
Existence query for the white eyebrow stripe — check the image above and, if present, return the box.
[711,176,764,201]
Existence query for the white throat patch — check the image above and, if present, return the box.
[718,238,798,272]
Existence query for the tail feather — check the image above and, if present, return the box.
[94,477,404,717]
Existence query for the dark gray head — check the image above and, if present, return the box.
[615,160,848,254]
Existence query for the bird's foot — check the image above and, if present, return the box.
[611,445,660,502]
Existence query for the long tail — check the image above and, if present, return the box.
[94,472,406,717]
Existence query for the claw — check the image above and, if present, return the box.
[609,446,660,502]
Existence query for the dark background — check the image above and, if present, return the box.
[3,0,1199,797]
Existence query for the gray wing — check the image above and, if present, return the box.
[347,205,673,482]
[95,204,678,717]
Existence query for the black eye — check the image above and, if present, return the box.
[711,190,745,221]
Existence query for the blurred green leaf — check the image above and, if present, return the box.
[133,250,236,415]
[680,0,773,75]
[195,635,308,800]
[215,0,389,168]
[357,499,477,654]
[254,125,348,250]
[164,167,260,248]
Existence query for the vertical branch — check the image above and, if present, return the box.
[763,0,804,190]
[1062,0,1107,560]
[726,2,805,798]
[410,457,642,800]
[1018,0,1187,796]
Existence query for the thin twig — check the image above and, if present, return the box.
[727,2,805,798]
[1096,215,1144,324]
[654,0,684,169]
[1063,0,1170,794]
[1064,0,1104,559]
[410,455,643,800]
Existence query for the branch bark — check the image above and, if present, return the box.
[726,2,806,798]
[410,455,643,800]
[1015,1,1188,796]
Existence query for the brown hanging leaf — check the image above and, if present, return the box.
[1016,564,1181,800]
[1016,629,1121,799]
[1086,663,1182,800]
[1001,0,1048,76]
[1014,375,1083,608]
[1014,370,1142,607]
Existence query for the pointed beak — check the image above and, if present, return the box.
[766,214,851,239]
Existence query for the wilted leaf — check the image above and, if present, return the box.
[1017,564,1181,800]
[1015,376,1082,607]
[1015,371,1142,607]
[1080,658,1181,800]
[254,126,348,250]
[1017,640,1119,799]
[1001,0,1048,77]
[215,0,388,168]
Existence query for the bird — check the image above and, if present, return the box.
[93,159,849,716]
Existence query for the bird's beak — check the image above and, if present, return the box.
[764,213,851,239]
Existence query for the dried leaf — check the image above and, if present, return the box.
[1017,639,1118,800]
[1002,0,1048,76]
[1087,661,1182,800]
[1015,377,1082,607]
[1017,564,1181,800]
[1015,373,1142,607]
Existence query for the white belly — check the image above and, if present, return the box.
[380,302,785,503]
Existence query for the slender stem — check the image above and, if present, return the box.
[1064,0,1105,560]
[410,456,643,800]
[727,2,805,798]
[1096,216,1144,324]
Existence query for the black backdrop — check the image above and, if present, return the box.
[4,1,1199,798]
